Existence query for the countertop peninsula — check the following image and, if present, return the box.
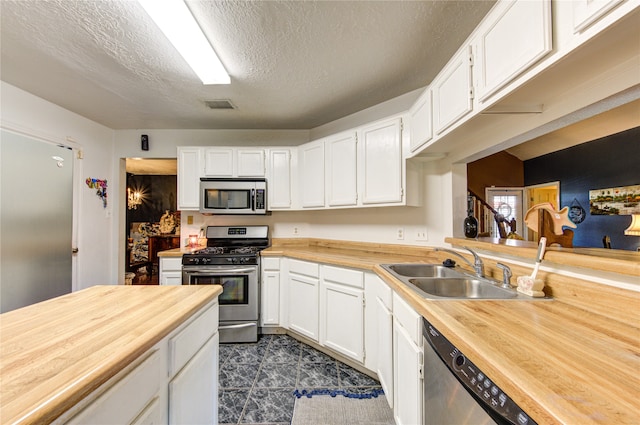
[0,285,221,424]
[261,238,640,424]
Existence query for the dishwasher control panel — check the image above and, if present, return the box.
[424,320,537,425]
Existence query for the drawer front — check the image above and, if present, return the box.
[169,301,219,376]
[392,292,422,346]
[261,257,280,271]
[322,265,364,289]
[160,257,183,272]
[68,347,163,425]
[288,259,319,278]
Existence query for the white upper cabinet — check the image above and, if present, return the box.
[326,131,358,207]
[237,149,266,177]
[204,148,265,177]
[572,0,623,33]
[204,148,234,176]
[432,46,474,135]
[268,149,293,209]
[359,117,404,205]
[177,147,202,210]
[300,140,326,208]
[474,0,552,103]
[408,88,433,153]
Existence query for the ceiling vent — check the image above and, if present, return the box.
[205,99,235,110]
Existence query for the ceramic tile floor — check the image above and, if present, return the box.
[218,334,383,425]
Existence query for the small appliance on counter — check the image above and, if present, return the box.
[182,225,270,343]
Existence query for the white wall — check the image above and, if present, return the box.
[1,82,116,289]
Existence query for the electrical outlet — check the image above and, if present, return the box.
[397,227,404,240]
[416,229,428,241]
[293,227,299,236]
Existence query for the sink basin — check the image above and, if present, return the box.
[408,278,517,299]
[385,264,461,278]
[380,263,545,300]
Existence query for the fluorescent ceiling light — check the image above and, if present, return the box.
[138,0,230,85]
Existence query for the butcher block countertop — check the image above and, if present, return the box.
[263,238,640,424]
[0,285,221,425]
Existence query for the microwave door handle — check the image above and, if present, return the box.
[251,189,256,211]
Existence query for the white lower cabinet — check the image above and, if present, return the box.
[320,265,364,363]
[287,259,320,341]
[67,347,164,425]
[66,299,219,425]
[169,333,219,424]
[159,257,183,286]
[364,273,394,408]
[261,257,281,326]
[392,292,423,425]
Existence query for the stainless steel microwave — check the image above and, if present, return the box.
[199,178,268,215]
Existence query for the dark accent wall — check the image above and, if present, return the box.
[467,151,524,201]
[524,126,640,251]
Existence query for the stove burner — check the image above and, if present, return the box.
[231,246,260,254]
[195,247,225,255]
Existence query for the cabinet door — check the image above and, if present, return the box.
[261,270,280,325]
[326,132,358,207]
[68,349,163,425]
[475,0,552,102]
[237,149,266,177]
[204,148,234,176]
[299,141,325,208]
[268,149,292,209]
[393,321,423,425]
[433,46,473,134]
[320,281,364,362]
[376,297,393,409]
[288,273,319,341]
[409,88,433,153]
[360,117,403,205]
[169,333,218,425]
[161,271,183,286]
[573,0,622,32]
[177,148,202,210]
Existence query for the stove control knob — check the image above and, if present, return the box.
[227,258,233,263]
[194,258,200,264]
[202,258,210,264]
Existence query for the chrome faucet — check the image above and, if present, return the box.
[436,246,485,278]
[496,263,512,288]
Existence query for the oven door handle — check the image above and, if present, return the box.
[219,323,257,330]
[184,267,257,275]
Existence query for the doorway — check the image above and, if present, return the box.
[484,183,559,241]
[124,158,178,285]
[485,187,524,239]
[524,181,560,241]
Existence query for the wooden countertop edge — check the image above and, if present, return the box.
[0,286,222,424]
[445,237,640,277]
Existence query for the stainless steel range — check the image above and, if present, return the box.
[182,225,269,343]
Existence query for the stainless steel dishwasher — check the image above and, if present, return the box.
[423,318,537,425]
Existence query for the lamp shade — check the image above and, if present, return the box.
[624,214,640,236]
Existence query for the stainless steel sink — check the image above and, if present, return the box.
[386,264,461,278]
[380,263,546,300]
[408,277,517,299]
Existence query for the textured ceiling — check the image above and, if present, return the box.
[0,0,496,130]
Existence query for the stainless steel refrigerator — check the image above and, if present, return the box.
[1,129,73,313]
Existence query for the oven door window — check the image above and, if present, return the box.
[204,189,251,210]
[190,274,249,305]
